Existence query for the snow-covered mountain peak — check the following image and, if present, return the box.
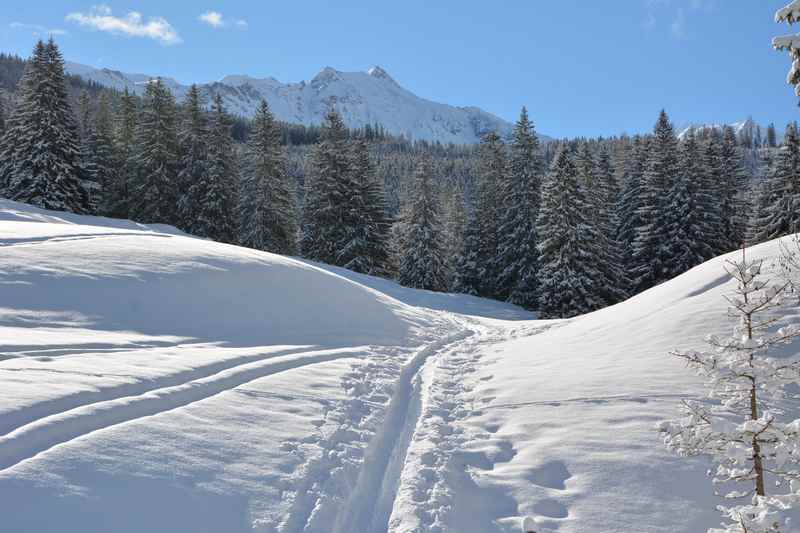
[65,61,517,144]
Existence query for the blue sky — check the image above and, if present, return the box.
[0,1,796,138]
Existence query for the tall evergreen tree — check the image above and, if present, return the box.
[130,78,180,224]
[665,131,715,276]
[700,132,726,253]
[183,93,237,242]
[301,109,356,264]
[475,131,506,298]
[751,123,800,242]
[631,110,679,292]
[339,139,392,275]
[176,85,209,231]
[109,87,137,218]
[238,100,297,254]
[495,107,542,310]
[616,135,648,285]
[767,123,778,148]
[397,158,448,291]
[451,204,482,296]
[85,92,118,215]
[0,39,87,213]
[717,125,750,251]
[536,146,606,318]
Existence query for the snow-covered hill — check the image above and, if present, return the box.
[65,62,515,144]
[677,116,775,142]
[1,200,798,532]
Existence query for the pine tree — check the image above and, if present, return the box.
[616,135,648,286]
[0,39,88,213]
[631,110,679,292]
[85,92,118,215]
[665,131,715,276]
[184,93,237,242]
[397,158,448,291]
[751,123,800,242]
[452,205,482,296]
[701,132,727,253]
[176,85,209,231]
[442,185,467,287]
[495,107,542,310]
[717,126,750,251]
[77,90,92,141]
[475,131,507,298]
[339,139,391,275]
[301,109,356,265]
[536,146,607,318]
[130,78,180,224]
[767,123,778,148]
[109,87,137,218]
[238,100,297,254]
[593,147,628,302]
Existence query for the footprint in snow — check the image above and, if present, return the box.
[526,460,571,490]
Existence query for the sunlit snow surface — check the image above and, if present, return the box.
[1,199,797,532]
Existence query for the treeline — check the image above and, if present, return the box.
[1,39,795,318]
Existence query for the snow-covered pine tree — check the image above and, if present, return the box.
[451,204,482,296]
[718,126,751,252]
[0,97,6,135]
[238,100,297,254]
[0,39,88,213]
[751,123,800,243]
[397,158,449,291]
[108,87,137,218]
[475,131,507,299]
[659,252,800,533]
[338,138,392,275]
[536,145,606,318]
[175,84,209,232]
[631,110,679,292]
[774,1,800,97]
[130,78,180,224]
[593,147,629,303]
[495,107,543,310]
[616,135,649,289]
[665,130,715,276]
[442,184,468,285]
[85,92,118,215]
[77,90,92,142]
[301,108,356,265]
[184,93,237,242]
[767,123,778,148]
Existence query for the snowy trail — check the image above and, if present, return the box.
[0,345,317,436]
[331,324,475,533]
[0,347,367,473]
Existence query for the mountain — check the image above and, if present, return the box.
[676,117,778,143]
[2,200,799,532]
[65,62,516,145]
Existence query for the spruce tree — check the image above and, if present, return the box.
[397,158,448,291]
[0,39,87,213]
[130,78,180,224]
[184,93,237,242]
[85,92,118,215]
[238,100,297,254]
[717,125,750,251]
[339,139,391,275]
[176,85,209,231]
[665,131,715,276]
[616,135,648,286]
[495,107,542,310]
[631,110,679,292]
[451,207,482,296]
[301,109,355,265]
[475,131,506,299]
[701,132,726,253]
[536,146,607,318]
[751,123,800,242]
[109,87,138,218]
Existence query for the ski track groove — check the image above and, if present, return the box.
[0,347,366,473]
[0,345,318,437]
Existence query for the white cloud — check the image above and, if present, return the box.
[671,7,686,39]
[198,11,248,30]
[65,5,181,45]
[10,22,68,37]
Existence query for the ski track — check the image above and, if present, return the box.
[0,347,366,473]
[0,345,317,437]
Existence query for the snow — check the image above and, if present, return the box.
[3,199,800,532]
[65,62,517,145]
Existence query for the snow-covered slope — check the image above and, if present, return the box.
[677,116,774,142]
[1,200,797,532]
[65,62,515,144]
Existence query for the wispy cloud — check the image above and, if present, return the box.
[9,22,67,37]
[643,0,715,39]
[198,11,248,30]
[671,7,686,39]
[66,5,181,45]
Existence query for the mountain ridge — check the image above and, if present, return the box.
[65,61,517,145]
